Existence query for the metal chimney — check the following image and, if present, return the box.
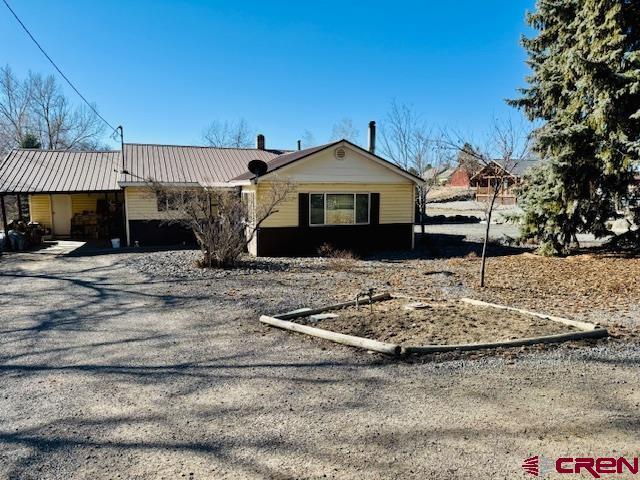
[256,134,265,150]
[297,140,301,151]
[368,121,376,154]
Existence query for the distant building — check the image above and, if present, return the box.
[470,159,540,205]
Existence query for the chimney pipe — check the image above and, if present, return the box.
[368,121,376,154]
[297,140,301,151]
[256,134,265,150]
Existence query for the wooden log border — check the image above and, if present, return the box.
[260,293,608,356]
[260,315,401,356]
[459,298,600,331]
[274,292,392,320]
[401,328,607,355]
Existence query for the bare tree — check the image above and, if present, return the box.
[300,129,316,149]
[28,72,105,150]
[379,101,445,236]
[148,180,295,267]
[0,66,105,153]
[330,118,360,144]
[441,117,532,287]
[202,119,254,148]
[0,66,32,154]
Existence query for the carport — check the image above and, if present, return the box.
[0,149,126,243]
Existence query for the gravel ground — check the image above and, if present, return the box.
[0,246,639,479]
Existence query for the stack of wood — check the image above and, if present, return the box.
[70,211,99,239]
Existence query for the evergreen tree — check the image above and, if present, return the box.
[19,133,41,149]
[510,0,640,254]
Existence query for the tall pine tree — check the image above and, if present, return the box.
[510,0,640,254]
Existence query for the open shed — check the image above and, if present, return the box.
[0,149,125,242]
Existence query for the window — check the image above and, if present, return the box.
[309,193,369,225]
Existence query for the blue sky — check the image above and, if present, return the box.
[1,0,535,150]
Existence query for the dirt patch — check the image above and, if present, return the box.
[294,298,580,345]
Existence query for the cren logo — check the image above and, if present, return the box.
[522,455,640,478]
[522,455,553,477]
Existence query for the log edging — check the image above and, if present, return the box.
[261,294,608,356]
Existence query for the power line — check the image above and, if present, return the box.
[2,0,119,135]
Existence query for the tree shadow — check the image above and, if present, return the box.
[366,233,528,262]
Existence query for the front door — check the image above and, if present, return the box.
[51,194,72,236]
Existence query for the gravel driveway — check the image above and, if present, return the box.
[0,249,638,479]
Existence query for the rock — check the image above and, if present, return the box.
[404,302,431,310]
[309,313,339,321]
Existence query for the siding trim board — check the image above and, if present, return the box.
[256,223,413,257]
[128,220,196,246]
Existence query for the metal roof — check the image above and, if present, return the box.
[121,144,285,185]
[0,149,121,193]
[0,140,423,193]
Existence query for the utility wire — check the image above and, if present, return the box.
[2,0,119,135]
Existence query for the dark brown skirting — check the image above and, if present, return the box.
[256,223,413,256]
[128,220,196,246]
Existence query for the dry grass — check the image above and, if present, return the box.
[295,298,579,345]
[318,243,359,272]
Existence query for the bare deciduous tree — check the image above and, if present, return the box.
[379,101,446,236]
[148,180,295,268]
[202,119,254,148]
[330,118,360,144]
[442,117,532,287]
[28,72,105,150]
[0,66,32,154]
[300,129,316,149]
[0,66,105,153]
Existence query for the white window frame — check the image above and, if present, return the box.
[308,192,370,226]
[241,191,256,225]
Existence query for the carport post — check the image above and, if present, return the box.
[16,194,23,221]
[0,194,8,233]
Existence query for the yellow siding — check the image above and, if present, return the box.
[127,183,413,226]
[125,186,172,220]
[71,193,100,215]
[256,182,414,228]
[29,194,52,228]
[277,146,414,184]
[125,186,205,220]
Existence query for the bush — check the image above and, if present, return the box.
[318,243,358,271]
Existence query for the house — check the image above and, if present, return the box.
[0,125,423,256]
[436,166,459,186]
[470,159,540,205]
[422,165,457,186]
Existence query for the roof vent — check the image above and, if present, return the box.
[334,147,346,160]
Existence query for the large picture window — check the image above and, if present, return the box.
[309,193,370,226]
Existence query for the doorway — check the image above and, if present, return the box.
[51,194,72,236]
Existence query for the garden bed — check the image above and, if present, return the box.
[293,298,581,345]
[260,294,608,356]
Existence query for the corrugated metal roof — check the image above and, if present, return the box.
[121,144,285,185]
[0,141,423,193]
[0,149,121,193]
